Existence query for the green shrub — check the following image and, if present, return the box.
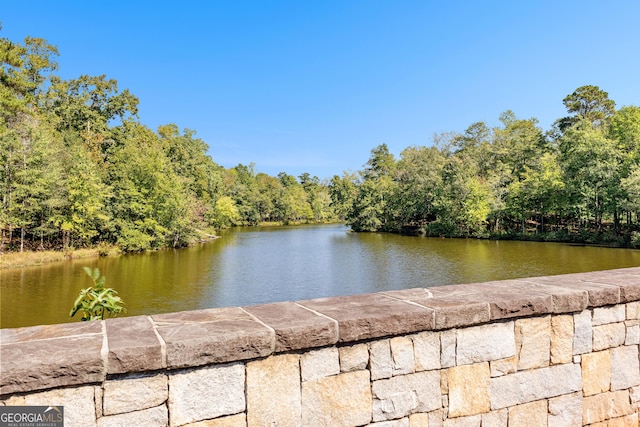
[70,267,126,321]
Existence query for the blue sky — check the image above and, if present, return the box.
[2,1,639,179]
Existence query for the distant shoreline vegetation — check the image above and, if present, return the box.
[2,34,640,261]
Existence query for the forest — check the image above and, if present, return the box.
[2,35,640,254]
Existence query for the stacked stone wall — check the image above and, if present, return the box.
[1,268,640,426]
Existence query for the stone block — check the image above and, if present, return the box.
[247,354,301,427]
[369,419,410,427]
[515,316,551,370]
[550,315,574,364]
[625,320,640,345]
[592,322,626,351]
[97,405,167,427]
[589,272,640,303]
[548,391,582,427]
[301,370,372,427]
[412,331,440,371]
[503,278,590,313]
[168,363,245,426]
[182,413,246,427]
[298,293,435,343]
[582,350,611,396]
[631,385,640,410]
[339,343,369,372]
[103,373,168,415]
[428,409,446,427]
[19,385,97,427]
[300,347,339,382]
[489,356,516,377]
[480,409,507,427]
[441,414,481,427]
[456,321,515,365]
[370,339,393,380]
[610,345,640,390]
[414,297,491,329]
[440,330,456,368]
[153,307,274,369]
[583,390,633,425]
[408,412,430,427]
[0,332,105,395]
[489,363,581,409]
[243,302,338,352]
[465,281,555,320]
[593,305,626,326]
[447,362,490,417]
[391,336,415,375]
[573,310,593,355]
[372,371,441,421]
[534,275,620,307]
[105,315,164,374]
[627,301,640,320]
[507,400,547,427]
[607,413,639,427]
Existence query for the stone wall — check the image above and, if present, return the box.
[1,267,640,426]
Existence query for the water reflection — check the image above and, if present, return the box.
[2,223,639,328]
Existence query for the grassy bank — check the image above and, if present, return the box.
[0,247,120,270]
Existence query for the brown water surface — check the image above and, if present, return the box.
[2,223,639,328]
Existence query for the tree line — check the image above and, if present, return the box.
[1,36,334,253]
[3,34,640,254]
[332,85,640,246]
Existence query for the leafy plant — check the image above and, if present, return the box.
[70,267,126,321]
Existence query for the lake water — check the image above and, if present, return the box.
[2,223,640,329]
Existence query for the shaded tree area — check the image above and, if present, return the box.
[1,35,335,253]
[336,86,640,247]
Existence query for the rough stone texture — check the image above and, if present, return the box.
[582,350,611,396]
[440,330,457,368]
[168,363,245,426]
[583,390,634,425]
[412,331,441,372]
[592,305,626,326]
[102,373,167,415]
[246,354,301,427]
[300,347,339,382]
[372,371,441,421]
[182,413,247,427]
[574,310,593,355]
[243,302,338,352]
[625,320,640,345]
[428,409,446,427]
[441,414,481,427]
[610,345,640,391]
[456,321,515,365]
[391,336,415,376]
[369,419,410,427]
[588,272,640,303]
[607,414,639,427]
[0,332,105,395]
[631,386,640,410]
[627,301,640,320]
[548,392,583,427]
[408,412,430,426]
[592,322,626,351]
[464,281,555,320]
[489,356,516,377]
[489,363,582,409]
[301,370,372,427]
[370,339,393,380]
[153,307,274,369]
[535,275,620,307]
[447,363,490,417]
[298,293,435,342]
[339,343,369,372]
[480,409,508,427]
[97,405,167,427]
[105,316,164,374]
[514,316,551,370]
[550,315,574,364]
[18,385,97,427]
[508,400,547,427]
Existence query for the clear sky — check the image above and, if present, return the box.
[2,1,639,179]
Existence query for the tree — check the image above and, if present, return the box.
[561,85,616,129]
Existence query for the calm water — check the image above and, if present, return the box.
[2,223,640,329]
